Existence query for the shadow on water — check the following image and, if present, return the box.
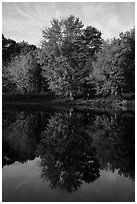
[2,106,135,194]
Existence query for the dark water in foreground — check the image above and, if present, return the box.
[2,106,135,202]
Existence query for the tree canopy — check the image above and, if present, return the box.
[87,27,135,96]
[2,17,135,97]
[40,15,102,98]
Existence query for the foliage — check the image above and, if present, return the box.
[2,24,134,97]
[3,112,39,165]
[2,111,51,167]
[6,53,31,93]
[118,28,135,93]
[2,35,38,93]
[89,113,135,180]
[2,34,19,67]
[5,50,45,93]
[87,41,124,96]
[41,15,102,98]
[40,55,78,97]
[2,34,37,66]
[87,28,135,96]
[2,65,16,93]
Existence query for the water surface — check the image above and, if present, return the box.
[2,106,135,202]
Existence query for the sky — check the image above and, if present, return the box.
[2,2,135,46]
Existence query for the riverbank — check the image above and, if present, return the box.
[2,93,135,112]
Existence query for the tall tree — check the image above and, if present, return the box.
[118,28,135,93]
[87,28,135,96]
[40,15,102,98]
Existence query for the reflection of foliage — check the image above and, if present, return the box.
[2,112,50,166]
[2,108,135,189]
[90,113,135,181]
[3,112,37,165]
[38,111,100,193]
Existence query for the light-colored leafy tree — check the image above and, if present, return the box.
[2,34,38,93]
[40,15,102,99]
[118,28,135,93]
[6,51,43,93]
[87,41,124,96]
[87,28,135,96]
[6,54,31,93]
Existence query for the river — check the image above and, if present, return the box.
[2,106,135,202]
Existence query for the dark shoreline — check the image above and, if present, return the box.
[2,93,135,114]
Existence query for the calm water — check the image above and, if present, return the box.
[2,106,135,202]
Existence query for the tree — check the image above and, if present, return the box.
[2,34,19,67]
[61,26,102,98]
[2,65,16,93]
[6,53,31,93]
[87,40,125,96]
[2,34,38,93]
[41,15,102,98]
[5,50,45,94]
[2,35,19,92]
[87,28,135,96]
[41,55,75,97]
[2,34,37,67]
[118,28,135,93]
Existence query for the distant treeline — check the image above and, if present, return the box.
[2,15,135,99]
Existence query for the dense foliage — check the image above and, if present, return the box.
[2,35,48,93]
[2,34,38,93]
[2,16,135,98]
[40,15,102,98]
[87,28,135,96]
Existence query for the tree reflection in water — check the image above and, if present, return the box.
[38,111,101,193]
[90,113,135,181]
[2,111,50,166]
[2,109,135,193]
